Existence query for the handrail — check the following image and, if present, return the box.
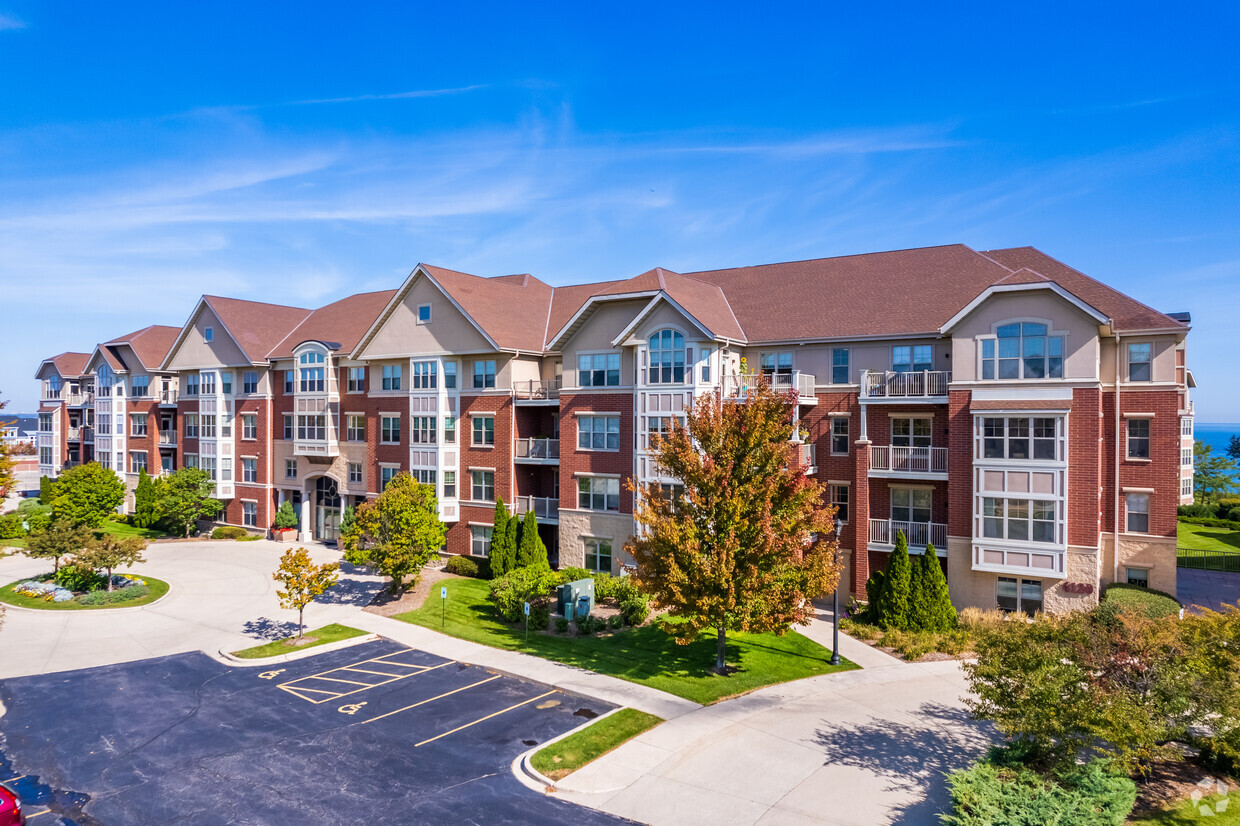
[869,445,949,474]
[723,370,816,400]
[514,495,559,520]
[868,519,948,549]
[861,370,951,399]
[513,379,561,400]
[515,437,559,460]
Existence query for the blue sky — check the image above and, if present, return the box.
[1,2,1237,420]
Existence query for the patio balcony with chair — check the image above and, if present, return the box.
[861,370,951,401]
[723,371,817,404]
[514,437,559,463]
[513,379,561,404]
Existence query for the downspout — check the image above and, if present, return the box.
[1113,333,1122,585]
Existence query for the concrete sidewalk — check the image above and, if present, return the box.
[347,611,700,720]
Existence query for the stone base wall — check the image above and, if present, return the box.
[1102,533,1177,595]
[556,511,636,576]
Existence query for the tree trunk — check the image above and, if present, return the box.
[107,566,113,591]
[716,625,727,672]
[298,607,304,639]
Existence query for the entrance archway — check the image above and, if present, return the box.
[305,475,342,543]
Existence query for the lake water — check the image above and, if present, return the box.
[1195,422,1239,456]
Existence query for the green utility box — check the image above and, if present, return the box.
[557,578,595,620]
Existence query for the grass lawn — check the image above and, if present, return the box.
[0,575,170,610]
[0,537,28,550]
[395,577,856,705]
[230,623,368,659]
[1132,790,1240,824]
[99,519,170,540]
[1177,522,1240,572]
[531,708,663,780]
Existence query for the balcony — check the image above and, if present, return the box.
[723,371,817,404]
[66,426,80,441]
[514,495,559,523]
[158,389,179,405]
[515,437,559,464]
[159,430,176,446]
[293,439,338,458]
[794,441,817,475]
[861,370,951,401]
[869,519,948,553]
[513,379,561,405]
[869,445,948,478]
[67,391,94,406]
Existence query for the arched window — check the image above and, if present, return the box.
[648,330,685,384]
[97,364,113,397]
[298,349,326,392]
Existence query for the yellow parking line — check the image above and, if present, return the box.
[279,658,457,705]
[2,775,23,782]
[340,667,415,677]
[415,690,558,747]
[283,650,431,684]
[27,809,54,819]
[362,675,502,725]
[300,676,376,688]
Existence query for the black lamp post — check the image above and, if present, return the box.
[831,517,842,666]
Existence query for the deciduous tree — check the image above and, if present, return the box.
[628,380,840,673]
[0,395,15,499]
[23,519,93,573]
[50,462,125,527]
[341,472,445,594]
[1194,441,1237,504]
[156,467,223,536]
[77,535,147,590]
[273,546,339,638]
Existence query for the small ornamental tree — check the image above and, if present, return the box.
[490,498,512,578]
[50,462,126,527]
[0,395,15,499]
[517,510,548,569]
[23,519,93,573]
[627,380,840,673]
[342,472,446,594]
[77,535,148,590]
[273,546,339,638]
[156,467,224,536]
[273,500,299,530]
[874,530,912,630]
[132,467,160,529]
[338,505,356,537]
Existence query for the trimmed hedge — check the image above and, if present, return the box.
[1101,582,1181,618]
[943,759,1135,826]
[211,526,251,540]
[1178,516,1240,530]
[444,554,480,578]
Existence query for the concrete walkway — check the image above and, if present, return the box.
[552,608,995,826]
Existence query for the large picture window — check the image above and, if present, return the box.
[412,361,437,389]
[411,416,436,444]
[983,497,1057,543]
[297,415,326,441]
[577,476,620,512]
[578,415,620,450]
[760,352,793,378]
[982,417,1058,461]
[891,417,931,448]
[584,538,612,574]
[892,345,932,374]
[891,488,931,525]
[382,364,402,391]
[648,330,685,384]
[298,351,325,392]
[579,353,621,387]
[982,323,1064,380]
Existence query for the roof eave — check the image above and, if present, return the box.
[939,282,1111,335]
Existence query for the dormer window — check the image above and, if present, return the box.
[298,350,326,393]
[648,330,685,384]
[981,323,1063,380]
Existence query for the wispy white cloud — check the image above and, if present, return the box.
[289,85,490,106]
[0,12,24,31]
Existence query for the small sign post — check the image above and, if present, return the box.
[441,585,447,627]
[524,601,530,640]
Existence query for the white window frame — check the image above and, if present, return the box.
[285,459,297,480]
[979,322,1064,381]
[380,465,400,490]
[577,475,620,512]
[1126,418,1151,460]
[242,500,258,527]
[282,414,294,440]
[831,484,849,523]
[471,415,495,447]
[346,414,365,442]
[243,371,259,394]
[348,463,363,484]
[578,352,622,387]
[411,416,437,445]
[578,415,620,451]
[382,364,402,391]
[242,457,258,483]
[1125,492,1150,534]
[380,415,401,445]
[241,414,257,440]
[831,348,849,384]
[648,329,686,385]
[471,469,495,502]
[412,361,438,390]
[347,366,365,393]
[830,415,849,456]
[584,537,613,574]
[892,344,933,374]
[997,577,1043,617]
[129,451,148,474]
[130,413,148,437]
[417,303,432,324]
[470,526,493,557]
[472,360,496,389]
[891,416,932,448]
[1127,342,1152,382]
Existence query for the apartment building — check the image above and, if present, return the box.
[34,244,1194,614]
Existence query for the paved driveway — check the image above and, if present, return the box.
[1178,568,1240,612]
[0,539,385,679]
[0,640,631,824]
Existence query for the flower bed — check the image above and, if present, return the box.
[0,574,170,610]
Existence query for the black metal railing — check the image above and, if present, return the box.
[1177,546,1240,573]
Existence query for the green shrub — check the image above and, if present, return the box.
[0,513,26,539]
[616,580,651,625]
[528,600,551,630]
[942,759,1135,826]
[1100,582,1181,619]
[272,500,299,530]
[211,526,250,540]
[1227,507,1240,523]
[111,513,131,525]
[78,584,149,605]
[238,534,261,542]
[554,617,570,634]
[556,567,594,586]
[576,614,606,635]
[55,562,105,593]
[444,555,480,577]
[16,498,52,534]
[839,617,883,641]
[1178,503,1215,519]
[1178,516,1240,530]
[593,573,617,600]
[488,563,557,623]
[608,614,624,630]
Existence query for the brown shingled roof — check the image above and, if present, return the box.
[595,268,747,341]
[422,265,554,352]
[544,279,627,348]
[203,296,312,363]
[105,325,181,371]
[979,248,1185,332]
[45,352,90,378]
[268,290,398,359]
[686,244,1015,342]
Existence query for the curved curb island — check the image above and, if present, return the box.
[212,632,381,667]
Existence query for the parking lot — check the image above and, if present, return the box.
[0,639,631,824]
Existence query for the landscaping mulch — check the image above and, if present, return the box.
[364,566,458,617]
[1127,748,1237,819]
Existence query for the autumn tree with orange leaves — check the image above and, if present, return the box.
[627,380,841,673]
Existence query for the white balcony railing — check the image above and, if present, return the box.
[796,442,816,473]
[869,519,948,550]
[158,388,179,404]
[514,495,559,521]
[515,437,559,461]
[159,430,176,445]
[66,426,81,440]
[869,445,949,475]
[723,371,817,402]
[67,392,94,406]
[861,370,951,399]
[513,379,561,401]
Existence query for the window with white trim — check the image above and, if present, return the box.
[891,417,930,448]
[832,348,849,384]
[417,304,432,324]
[221,373,233,395]
[411,416,436,445]
[584,538,612,574]
[40,447,51,465]
[381,416,400,444]
[285,459,297,479]
[411,469,436,485]
[647,415,681,447]
[1126,493,1150,533]
[184,454,198,469]
[578,476,620,512]
[760,352,793,378]
[130,452,147,474]
[282,414,294,440]
[579,415,620,451]
[204,327,214,342]
[892,488,932,525]
[348,463,362,484]
[579,353,621,387]
[981,417,1059,461]
[1181,417,1193,437]
[200,372,216,395]
[893,344,932,374]
[831,485,849,522]
[472,416,494,447]
[441,361,457,389]
[1128,343,1152,382]
[242,414,257,440]
[831,417,849,456]
[202,456,217,481]
[1127,419,1150,459]
[982,323,1063,380]
[382,364,402,391]
[130,414,148,437]
[471,470,495,502]
[443,471,456,498]
[201,414,217,438]
[297,415,326,441]
[381,466,399,490]
[298,352,325,392]
[347,367,365,392]
[997,577,1042,617]
[1181,477,1193,498]
[1126,567,1149,588]
[444,416,456,444]
[412,361,437,389]
[131,376,149,397]
[982,497,1056,543]
[242,501,257,527]
[471,526,493,557]
[186,373,200,396]
[242,458,257,483]
[346,415,365,442]
[284,371,293,394]
[220,457,232,482]
[473,360,496,389]
[648,330,685,384]
[243,371,259,394]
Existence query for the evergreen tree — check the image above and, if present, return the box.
[516,510,547,568]
[908,545,933,631]
[490,498,511,577]
[39,474,54,504]
[132,467,159,529]
[919,543,956,631]
[876,530,912,630]
[504,517,519,569]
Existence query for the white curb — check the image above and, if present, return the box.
[213,632,381,667]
